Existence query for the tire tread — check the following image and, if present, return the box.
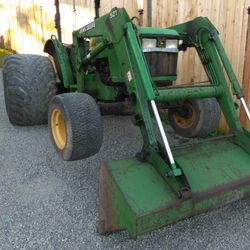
[49,93,103,161]
[3,54,57,125]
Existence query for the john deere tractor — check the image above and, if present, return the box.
[3,5,250,238]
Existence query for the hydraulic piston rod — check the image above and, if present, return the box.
[150,100,182,176]
[212,32,250,123]
[240,97,250,122]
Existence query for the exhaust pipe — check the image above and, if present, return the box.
[94,0,100,19]
[54,0,62,42]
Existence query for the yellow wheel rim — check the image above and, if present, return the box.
[51,108,66,150]
[172,102,197,129]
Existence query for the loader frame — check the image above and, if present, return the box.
[44,8,250,238]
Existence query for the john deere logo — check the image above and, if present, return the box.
[158,40,166,48]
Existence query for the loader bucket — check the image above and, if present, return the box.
[98,133,250,239]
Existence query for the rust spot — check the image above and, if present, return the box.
[138,175,250,219]
[192,175,250,203]
[98,162,121,234]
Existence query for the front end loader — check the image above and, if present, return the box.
[3,6,250,239]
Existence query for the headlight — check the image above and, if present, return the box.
[141,38,179,53]
[165,40,178,49]
[142,38,157,49]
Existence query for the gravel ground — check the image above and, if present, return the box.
[1,68,250,250]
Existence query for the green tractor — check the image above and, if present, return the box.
[3,4,250,239]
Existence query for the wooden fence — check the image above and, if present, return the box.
[1,0,250,129]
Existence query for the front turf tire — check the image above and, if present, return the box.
[49,93,103,161]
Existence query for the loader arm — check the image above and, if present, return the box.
[97,15,250,238]
[168,17,250,153]
[41,7,250,238]
[169,17,243,129]
[72,9,250,199]
[72,8,156,147]
[72,8,187,189]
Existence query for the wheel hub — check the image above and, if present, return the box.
[173,102,197,129]
[51,108,66,149]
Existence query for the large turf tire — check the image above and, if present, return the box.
[3,54,57,125]
[49,93,103,161]
[168,98,220,138]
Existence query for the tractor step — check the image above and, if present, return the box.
[98,137,250,239]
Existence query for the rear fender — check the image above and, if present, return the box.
[44,35,74,89]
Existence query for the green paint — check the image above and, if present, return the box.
[152,76,176,82]
[139,27,179,37]
[155,85,222,101]
[44,36,74,89]
[104,136,250,238]
[44,9,250,237]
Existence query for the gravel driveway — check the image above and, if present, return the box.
[1,68,250,249]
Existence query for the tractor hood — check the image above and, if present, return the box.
[139,27,180,38]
